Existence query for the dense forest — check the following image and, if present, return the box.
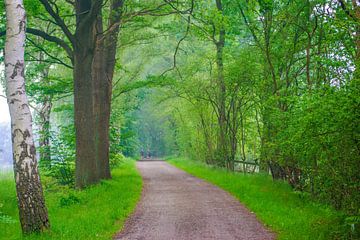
[0,0,359,239]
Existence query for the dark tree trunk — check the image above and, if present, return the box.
[353,0,360,65]
[70,0,124,186]
[214,0,229,169]
[200,112,214,165]
[94,0,124,179]
[268,161,286,180]
[73,1,103,188]
[93,14,109,180]
[73,50,99,188]
[33,0,122,187]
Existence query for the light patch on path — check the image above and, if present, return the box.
[115,161,275,240]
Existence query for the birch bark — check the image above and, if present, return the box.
[5,0,50,233]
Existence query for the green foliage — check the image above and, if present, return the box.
[59,194,80,208]
[0,159,142,240]
[109,153,126,169]
[169,157,351,240]
[0,203,16,224]
[110,97,140,157]
[41,125,75,186]
[134,90,179,158]
[26,75,72,103]
[345,211,360,238]
[272,84,360,214]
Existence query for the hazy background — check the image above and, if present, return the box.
[0,84,12,170]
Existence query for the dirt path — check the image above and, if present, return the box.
[114,161,275,240]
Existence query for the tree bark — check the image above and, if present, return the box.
[199,111,214,164]
[39,98,52,164]
[215,0,230,169]
[38,62,52,167]
[4,0,50,233]
[93,13,109,180]
[73,50,99,188]
[36,0,122,187]
[95,0,124,179]
[73,1,103,188]
[15,0,124,188]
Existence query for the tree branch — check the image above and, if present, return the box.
[0,28,74,61]
[338,0,357,21]
[28,28,74,61]
[161,14,192,76]
[26,37,73,69]
[38,0,76,45]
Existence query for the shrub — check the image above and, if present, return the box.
[110,153,126,168]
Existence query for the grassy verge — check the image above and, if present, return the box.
[168,157,346,240]
[0,158,142,240]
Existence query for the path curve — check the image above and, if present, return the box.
[114,161,275,240]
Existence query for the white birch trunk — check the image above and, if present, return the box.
[5,0,50,233]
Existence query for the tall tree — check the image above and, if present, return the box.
[214,0,230,169]
[33,0,118,187]
[27,0,177,188]
[4,0,50,233]
[93,0,124,180]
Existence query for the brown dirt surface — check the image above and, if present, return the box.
[114,161,276,240]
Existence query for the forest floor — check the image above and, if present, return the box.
[115,161,275,240]
[168,157,347,240]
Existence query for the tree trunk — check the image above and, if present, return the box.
[95,0,124,179]
[72,0,117,188]
[229,96,239,170]
[4,0,50,233]
[306,36,312,91]
[215,0,229,169]
[199,112,214,164]
[39,98,52,165]
[38,64,52,167]
[93,14,109,180]
[73,2,100,187]
[353,0,360,64]
[36,0,122,187]
[73,49,99,188]
[239,110,246,162]
[73,0,124,186]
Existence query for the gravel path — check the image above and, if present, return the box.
[114,161,275,240]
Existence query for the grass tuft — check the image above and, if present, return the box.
[0,159,142,240]
[168,157,347,240]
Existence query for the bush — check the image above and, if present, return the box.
[269,84,360,216]
[59,193,80,207]
[110,153,126,168]
[41,124,75,186]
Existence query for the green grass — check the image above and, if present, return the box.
[168,157,347,240]
[0,159,142,240]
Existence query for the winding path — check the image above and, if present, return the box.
[114,161,275,240]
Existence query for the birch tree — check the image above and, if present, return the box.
[4,0,50,233]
